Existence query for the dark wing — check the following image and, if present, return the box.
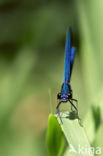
[63,28,71,83]
[70,47,76,77]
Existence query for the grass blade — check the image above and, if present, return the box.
[56,111,94,156]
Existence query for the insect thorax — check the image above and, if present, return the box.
[61,82,72,93]
[57,82,72,101]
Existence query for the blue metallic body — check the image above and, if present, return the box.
[56,28,79,121]
[60,28,76,101]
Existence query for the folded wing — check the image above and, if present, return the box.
[70,47,76,77]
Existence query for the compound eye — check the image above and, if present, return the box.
[57,93,61,99]
[68,93,72,99]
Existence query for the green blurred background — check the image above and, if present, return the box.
[0,0,103,155]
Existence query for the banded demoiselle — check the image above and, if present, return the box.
[57,28,78,119]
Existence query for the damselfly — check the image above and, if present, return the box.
[57,28,78,119]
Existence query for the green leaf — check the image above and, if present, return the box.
[83,108,96,143]
[63,148,73,156]
[93,123,103,155]
[56,111,94,156]
[46,114,64,156]
[83,102,102,144]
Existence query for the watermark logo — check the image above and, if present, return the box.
[69,144,102,155]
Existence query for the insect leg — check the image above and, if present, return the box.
[71,98,78,109]
[69,99,81,123]
[69,99,78,113]
[56,101,63,123]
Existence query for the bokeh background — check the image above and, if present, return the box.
[0,0,103,155]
